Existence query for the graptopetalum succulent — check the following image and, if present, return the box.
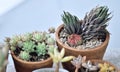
[49,48,74,72]
[71,55,86,72]
[62,6,112,47]
[5,31,56,61]
[82,60,99,72]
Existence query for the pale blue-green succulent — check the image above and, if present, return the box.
[5,31,56,62]
[22,41,35,52]
[9,35,21,47]
[19,51,30,61]
[36,42,47,56]
[32,32,45,42]
[21,33,32,41]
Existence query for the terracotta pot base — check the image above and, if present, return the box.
[11,52,53,72]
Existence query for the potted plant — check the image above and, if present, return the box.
[55,6,112,71]
[0,43,9,72]
[5,29,56,72]
[33,47,74,72]
[71,55,118,72]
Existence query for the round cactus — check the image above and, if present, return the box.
[67,34,82,46]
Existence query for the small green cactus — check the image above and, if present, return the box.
[36,42,47,56]
[22,41,35,52]
[19,51,30,61]
[67,34,83,46]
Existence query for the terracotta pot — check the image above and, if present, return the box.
[11,52,53,72]
[55,24,110,72]
[91,60,119,72]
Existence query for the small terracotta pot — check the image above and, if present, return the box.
[55,24,110,72]
[11,52,53,72]
[91,60,118,72]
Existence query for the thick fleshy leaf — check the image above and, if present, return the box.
[59,48,65,59]
[54,48,59,59]
[49,52,54,59]
[61,56,74,62]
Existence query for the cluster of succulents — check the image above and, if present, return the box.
[49,48,74,72]
[0,43,9,72]
[5,31,56,61]
[98,63,115,72]
[60,6,112,49]
[71,55,116,72]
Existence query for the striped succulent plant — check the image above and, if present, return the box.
[62,11,82,35]
[81,6,112,42]
[62,6,112,46]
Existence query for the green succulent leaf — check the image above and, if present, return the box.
[22,41,35,52]
[19,51,30,61]
[36,42,47,56]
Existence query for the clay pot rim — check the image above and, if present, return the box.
[11,51,52,64]
[55,24,110,52]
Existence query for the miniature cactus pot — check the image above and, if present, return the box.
[11,52,53,72]
[55,24,110,72]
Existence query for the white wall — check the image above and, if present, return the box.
[0,0,120,49]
